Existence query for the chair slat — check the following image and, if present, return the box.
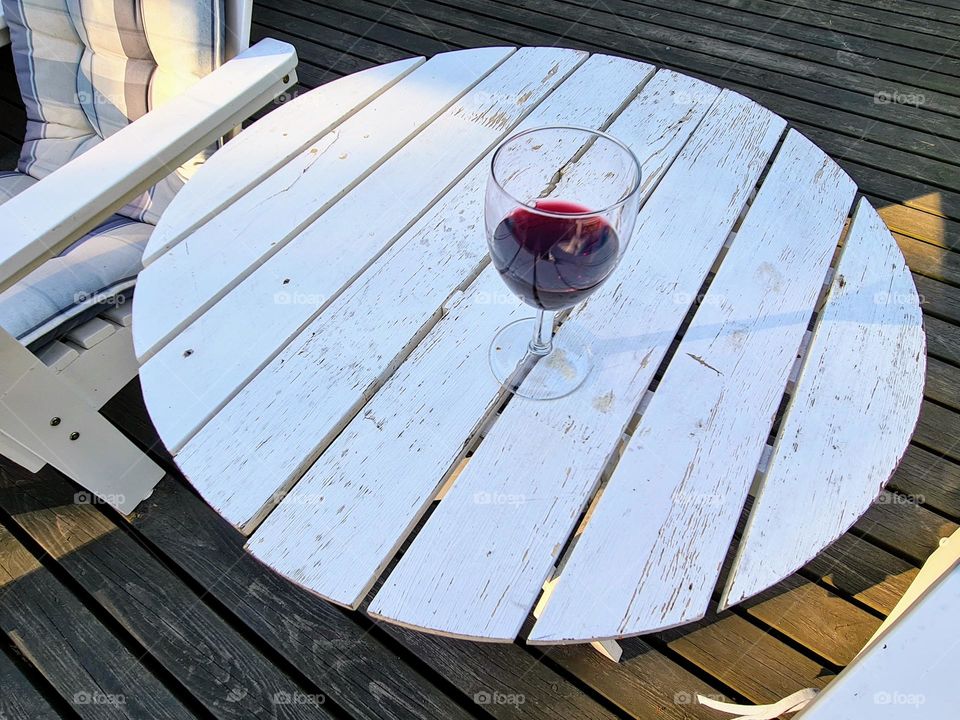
[66,317,116,349]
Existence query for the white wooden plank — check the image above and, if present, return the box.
[100,302,132,327]
[0,39,297,294]
[65,317,115,349]
[37,340,79,371]
[719,197,926,609]
[244,55,657,604]
[132,47,514,361]
[142,57,426,265]
[0,331,163,515]
[144,47,587,457]
[527,130,857,643]
[368,89,785,640]
[0,429,45,472]
[61,325,139,409]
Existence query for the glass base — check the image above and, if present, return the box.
[489,317,593,400]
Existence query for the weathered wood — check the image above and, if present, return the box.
[658,612,836,704]
[134,47,513,360]
[144,56,425,264]
[630,0,960,82]
[129,477,473,720]
[925,355,960,412]
[855,491,959,565]
[264,0,458,57]
[0,464,332,720]
[913,400,960,464]
[802,532,918,616]
[362,577,617,720]
[530,130,856,642]
[797,558,960,718]
[722,198,925,608]
[740,574,881,667]
[255,5,412,65]
[873,199,960,253]
[541,640,728,720]
[895,232,960,287]
[399,0,960,124]
[888,443,960,519]
[552,0,960,96]
[925,315,960,366]
[144,47,585,456]
[0,523,192,719]
[0,646,59,720]
[373,85,785,642]
[246,55,657,593]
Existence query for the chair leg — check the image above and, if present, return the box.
[0,328,163,514]
[0,428,45,472]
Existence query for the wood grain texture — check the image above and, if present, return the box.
[721,197,926,608]
[142,47,584,455]
[0,525,192,719]
[0,468,331,720]
[369,78,767,641]
[245,54,656,602]
[529,130,857,643]
[797,560,960,719]
[0,646,59,720]
[659,611,836,704]
[133,46,512,361]
[544,638,728,720]
[168,48,590,525]
[143,56,425,265]
[129,477,471,720]
[740,574,880,667]
[363,575,619,720]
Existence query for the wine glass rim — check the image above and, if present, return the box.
[489,125,643,218]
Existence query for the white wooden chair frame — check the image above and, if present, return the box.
[796,530,960,717]
[0,0,297,514]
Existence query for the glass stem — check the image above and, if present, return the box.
[529,309,556,356]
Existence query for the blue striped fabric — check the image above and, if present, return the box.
[0,0,225,345]
[2,0,224,223]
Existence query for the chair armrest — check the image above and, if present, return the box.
[0,37,297,293]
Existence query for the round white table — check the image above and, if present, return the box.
[133,47,925,645]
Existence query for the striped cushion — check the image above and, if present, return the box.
[2,0,224,223]
[0,171,147,346]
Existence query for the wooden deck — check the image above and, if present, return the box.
[1,0,959,717]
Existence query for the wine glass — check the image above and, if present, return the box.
[485,126,642,400]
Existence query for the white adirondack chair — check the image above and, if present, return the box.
[795,529,960,718]
[0,0,297,513]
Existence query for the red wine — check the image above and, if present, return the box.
[490,199,619,310]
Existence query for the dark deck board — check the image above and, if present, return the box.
[0,643,60,720]
[129,477,473,720]
[0,523,193,719]
[1,0,959,716]
[0,466,334,720]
